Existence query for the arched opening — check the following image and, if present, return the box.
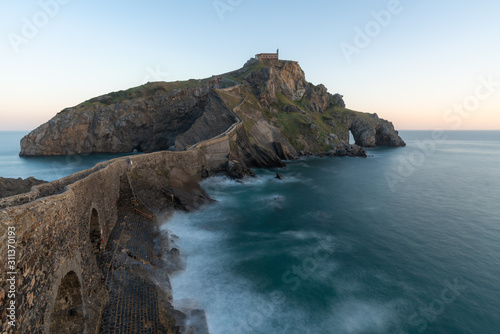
[50,271,86,333]
[89,208,101,258]
[349,129,355,145]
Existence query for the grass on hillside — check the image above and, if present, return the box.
[76,79,209,109]
[270,93,351,151]
[223,60,267,83]
[216,90,243,110]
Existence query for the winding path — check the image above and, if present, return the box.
[186,89,244,151]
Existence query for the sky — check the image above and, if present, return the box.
[1,0,499,131]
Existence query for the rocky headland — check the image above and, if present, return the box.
[2,58,405,333]
[20,58,405,165]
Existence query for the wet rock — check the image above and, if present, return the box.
[328,143,367,157]
[174,308,210,334]
[226,160,255,179]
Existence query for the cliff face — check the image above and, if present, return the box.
[344,112,406,148]
[20,79,233,156]
[0,176,47,199]
[20,59,405,160]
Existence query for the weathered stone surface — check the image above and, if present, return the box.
[176,308,210,334]
[20,58,404,161]
[328,143,367,157]
[0,160,120,333]
[245,60,309,103]
[20,79,231,156]
[283,104,304,114]
[0,177,47,199]
[97,184,180,334]
[0,123,248,333]
[226,160,255,179]
[345,112,406,148]
[3,58,407,333]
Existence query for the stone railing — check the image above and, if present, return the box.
[0,86,248,334]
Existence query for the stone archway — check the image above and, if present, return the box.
[349,129,355,145]
[89,208,101,258]
[49,271,86,333]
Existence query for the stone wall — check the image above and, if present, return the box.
[0,112,244,333]
[0,158,125,333]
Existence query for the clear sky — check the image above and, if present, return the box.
[1,0,499,131]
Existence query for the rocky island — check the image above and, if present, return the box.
[20,58,404,161]
[1,57,405,334]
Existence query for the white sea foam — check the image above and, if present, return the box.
[328,299,399,333]
[279,230,331,241]
[161,174,409,334]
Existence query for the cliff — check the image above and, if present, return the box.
[4,58,406,333]
[20,59,405,162]
[0,177,47,199]
[0,131,243,333]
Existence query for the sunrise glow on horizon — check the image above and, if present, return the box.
[1,0,500,131]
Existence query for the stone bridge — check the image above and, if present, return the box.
[0,96,243,333]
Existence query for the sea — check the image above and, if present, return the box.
[2,130,500,333]
[0,131,142,181]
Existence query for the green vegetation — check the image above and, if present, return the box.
[269,94,341,152]
[216,90,242,110]
[76,79,209,108]
[224,82,337,152]
[223,60,267,83]
[345,108,377,126]
[275,111,308,148]
[70,57,356,154]
[229,141,237,151]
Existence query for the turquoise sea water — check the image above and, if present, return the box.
[2,131,499,333]
[0,131,142,181]
[162,131,500,334]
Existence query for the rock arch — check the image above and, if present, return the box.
[347,114,406,147]
[348,129,355,145]
[49,270,86,333]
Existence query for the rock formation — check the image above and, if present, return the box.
[6,57,407,334]
[344,112,406,147]
[0,176,47,198]
[20,58,405,162]
[328,143,367,157]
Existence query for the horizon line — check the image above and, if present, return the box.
[2,129,500,132]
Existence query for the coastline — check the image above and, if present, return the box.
[0,68,406,332]
[0,126,392,333]
[0,144,223,333]
[96,173,210,333]
[0,97,253,332]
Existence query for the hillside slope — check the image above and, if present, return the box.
[20,59,405,165]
